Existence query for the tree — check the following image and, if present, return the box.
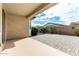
[45,25,56,33]
[70,22,76,29]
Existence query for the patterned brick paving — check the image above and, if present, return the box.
[31,34,79,56]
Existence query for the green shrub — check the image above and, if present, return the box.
[75,29,79,36]
[35,26,46,33]
[51,26,56,33]
[31,27,38,36]
[45,26,56,33]
[40,27,46,33]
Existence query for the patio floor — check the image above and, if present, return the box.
[1,34,79,56]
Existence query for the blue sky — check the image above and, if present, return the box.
[31,3,79,27]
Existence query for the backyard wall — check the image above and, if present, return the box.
[56,26,76,35]
[73,25,79,29]
[6,13,30,39]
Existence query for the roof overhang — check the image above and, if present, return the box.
[3,3,57,19]
[28,3,57,20]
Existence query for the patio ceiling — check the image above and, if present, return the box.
[3,3,42,16]
[3,3,57,18]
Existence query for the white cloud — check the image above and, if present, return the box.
[32,3,79,26]
[44,3,79,25]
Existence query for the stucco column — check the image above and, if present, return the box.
[0,3,2,52]
[6,13,30,39]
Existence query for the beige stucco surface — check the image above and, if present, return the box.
[0,3,2,52]
[3,3,41,16]
[0,4,2,36]
[56,26,75,35]
[1,37,70,56]
[55,25,79,35]
[6,13,29,39]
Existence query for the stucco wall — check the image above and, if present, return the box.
[73,25,79,29]
[0,4,2,33]
[0,3,2,52]
[0,4,2,44]
[6,13,29,39]
[56,26,76,35]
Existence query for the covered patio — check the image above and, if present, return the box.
[1,3,79,56]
